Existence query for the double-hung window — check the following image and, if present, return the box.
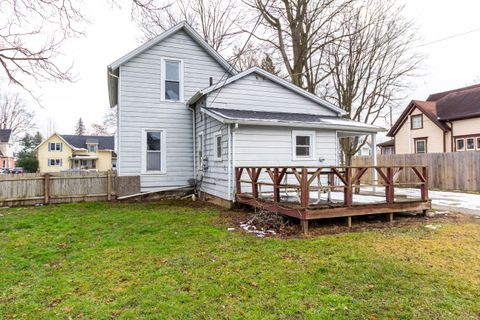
[213,132,222,161]
[162,58,183,102]
[456,138,465,151]
[48,142,62,151]
[414,138,427,154]
[477,137,480,150]
[48,159,62,166]
[411,114,423,129]
[87,144,97,152]
[143,130,166,173]
[292,131,315,160]
[466,137,475,150]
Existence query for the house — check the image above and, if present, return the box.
[377,139,395,155]
[355,142,372,156]
[0,129,15,169]
[387,84,480,154]
[35,133,116,172]
[107,21,382,203]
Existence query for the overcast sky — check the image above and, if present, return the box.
[15,0,480,136]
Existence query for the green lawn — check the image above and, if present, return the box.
[0,202,479,319]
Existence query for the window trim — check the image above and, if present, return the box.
[48,159,63,166]
[160,57,184,102]
[213,131,222,161]
[414,137,427,154]
[456,138,465,151]
[141,129,167,175]
[48,142,62,152]
[410,114,423,130]
[197,132,204,169]
[466,137,475,150]
[87,144,98,153]
[292,130,316,160]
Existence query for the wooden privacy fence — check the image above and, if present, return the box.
[0,171,140,207]
[352,151,480,192]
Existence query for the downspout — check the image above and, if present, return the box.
[227,123,232,201]
[190,105,196,177]
[408,115,412,153]
[449,121,454,151]
[232,123,238,202]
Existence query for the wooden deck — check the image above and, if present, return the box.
[235,165,432,233]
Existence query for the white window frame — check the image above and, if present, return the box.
[213,131,222,161]
[197,132,204,169]
[48,142,62,152]
[476,137,480,150]
[160,57,184,102]
[466,137,475,150]
[87,144,98,152]
[292,130,316,160]
[141,129,167,175]
[48,159,62,166]
[456,138,465,151]
[414,139,427,154]
[410,114,423,129]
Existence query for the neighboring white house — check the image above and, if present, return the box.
[107,21,382,202]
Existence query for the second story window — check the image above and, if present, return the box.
[87,144,97,152]
[411,114,423,129]
[48,142,62,151]
[162,58,183,102]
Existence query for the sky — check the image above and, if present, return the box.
[10,0,480,137]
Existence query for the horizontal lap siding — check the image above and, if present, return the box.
[118,30,227,191]
[196,106,231,200]
[208,74,337,116]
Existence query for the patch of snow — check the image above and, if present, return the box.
[240,223,276,237]
[227,227,235,231]
[425,224,441,230]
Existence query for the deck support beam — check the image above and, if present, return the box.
[347,216,352,228]
[301,219,309,235]
[388,213,394,224]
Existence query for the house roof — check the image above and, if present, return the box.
[389,84,480,137]
[204,107,383,133]
[0,129,12,143]
[188,67,346,116]
[107,21,236,108]
[61,135,115,151]
[377,139,395,147]
[387,100,449,137]
[35,133,115,152]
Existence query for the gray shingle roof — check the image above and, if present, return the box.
[0,129,12,143]
[60,135,114,151]
[205,108,382,132]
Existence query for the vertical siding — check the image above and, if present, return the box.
[195,103,231,200]
[117,30,228,191]
[208,74,337,116]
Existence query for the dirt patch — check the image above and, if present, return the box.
[217,206,479,238]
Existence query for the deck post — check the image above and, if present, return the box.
[386,167,394,204]
[388,213,394,224]
[421,166,429,201]
[273,168,280,203]
[300,168,309,208]
[235,168,243,196]
[347,216,352,228]
[251,168,258,199]
[301,219,309,235]
[344,167,353,206]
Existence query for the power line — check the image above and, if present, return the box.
[414,26,480,49]
[208,1,269,107]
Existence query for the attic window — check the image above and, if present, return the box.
[87,144,97,152]
[162,58,183,102]
[411,114,423,129]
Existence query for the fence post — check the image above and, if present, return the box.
[44,173,50,205]
[107,170,112,201]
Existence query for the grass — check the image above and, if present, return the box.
[0,201,479,319]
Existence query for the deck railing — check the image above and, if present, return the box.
[235,165,429,209]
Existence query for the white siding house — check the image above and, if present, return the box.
[108,22,382,202]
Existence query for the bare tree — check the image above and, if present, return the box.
[90,107,117,135]
[246,0,353,93]
[0,93,35,138]
[229,43,262,71]
[325,0,421,164]
[132,0,245,54]
[0,0,86,94]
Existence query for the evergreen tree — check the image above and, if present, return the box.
[75,118,86,135]
[16,132,43,172]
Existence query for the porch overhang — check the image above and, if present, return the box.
[70,155,99,160]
